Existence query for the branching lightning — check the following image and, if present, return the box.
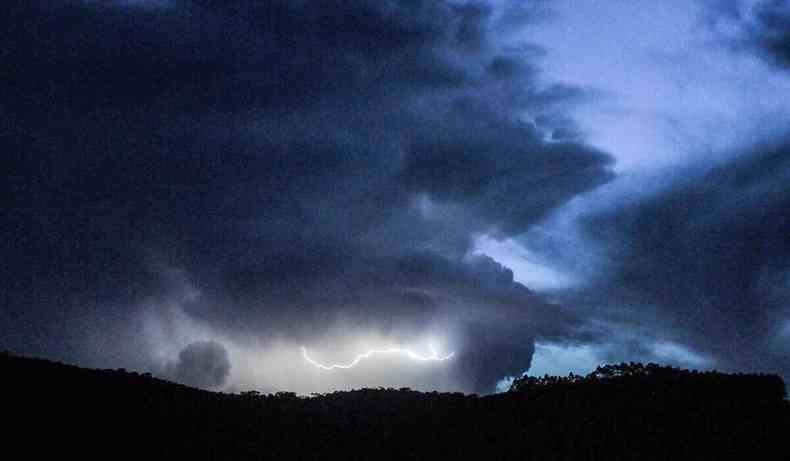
[302,343,455,370]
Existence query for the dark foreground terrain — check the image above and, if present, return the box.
[3,352,788,460]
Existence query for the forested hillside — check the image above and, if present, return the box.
[3,352,787,460]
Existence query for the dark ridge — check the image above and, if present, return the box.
[3,352,788,460]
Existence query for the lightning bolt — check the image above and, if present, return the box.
[301,343,455,370]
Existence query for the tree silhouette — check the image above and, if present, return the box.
[3,353,787,460]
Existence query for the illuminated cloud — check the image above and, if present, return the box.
[301,343,455,371]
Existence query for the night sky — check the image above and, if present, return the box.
[3,0,789,394]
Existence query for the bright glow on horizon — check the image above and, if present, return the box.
[302,343,455,371]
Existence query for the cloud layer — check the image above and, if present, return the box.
[3,0,787,393]
[1,0,613,392]
[578,137,790,374]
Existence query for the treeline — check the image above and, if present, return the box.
[2,352,788,460]
[510,361,787,405]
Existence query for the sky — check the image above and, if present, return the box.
[2,0,789,394]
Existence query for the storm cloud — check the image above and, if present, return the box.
[749,0,790,67]
[580,138,790,374]
[705,0,790,69]
[624,2,790,375]
[4,0,787,394]
[1,0,613,392]
[166,340,231,390]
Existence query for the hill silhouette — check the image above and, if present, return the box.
[3,351,788,460]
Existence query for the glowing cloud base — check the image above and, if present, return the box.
[302,344,455,370]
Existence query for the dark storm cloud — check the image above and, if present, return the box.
[1,0,613,391]
[705,0,790,69]
[165,340,231,389]
[746,0,790,68]
[578,137,790,375]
